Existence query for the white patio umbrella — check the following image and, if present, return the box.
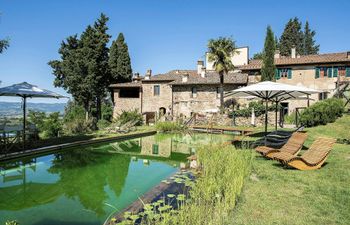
[227,81,320,134]
[0,82,66,147]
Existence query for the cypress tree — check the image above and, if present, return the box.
[303,21,319,55]
[49,13,111,121]
[279,17,303,56]
[261,26,276,81]
[109,33,132,83]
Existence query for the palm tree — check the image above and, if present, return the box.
[207,37,236,110]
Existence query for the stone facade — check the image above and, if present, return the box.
[172,84,238,118]
[113,88,142,117]
[141,82,173,115]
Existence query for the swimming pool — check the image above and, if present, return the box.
[0,133,232,225]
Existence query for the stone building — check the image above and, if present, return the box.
[238,49,350,114]
[110,62,248,121]
[110,46,350,122]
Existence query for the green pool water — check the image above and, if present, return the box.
[0,133,232,225]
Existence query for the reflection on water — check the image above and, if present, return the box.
[0,133,231,225]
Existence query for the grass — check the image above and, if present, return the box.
[231,115,350,225]
[132,144,253,225]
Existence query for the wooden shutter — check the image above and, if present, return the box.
[275,68,280,80]
[333,67,338,77]
[346,67,350,77]
[315,67,320,78]
[287,69,292,79]
[327,68,332,78]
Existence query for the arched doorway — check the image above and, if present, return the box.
[159,107,166,116]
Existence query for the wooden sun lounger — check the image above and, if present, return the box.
[272,137,336,170]
[255,132,308,159]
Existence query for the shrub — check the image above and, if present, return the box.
[299,98,344,127]
[97,119,111,130]
[155,121,186,133]
[28,111,62,138]
[63,102,93,134]
[284,112,296,124]
[115,110,143,126]
[231,101,279,117]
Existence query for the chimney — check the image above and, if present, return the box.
[291,47,296,59]
[133,72,140,82]
[197,60,204,75]
[145,69,152,80]
[347,51,350,59]
[274,50,280,59]
[182,73,189,83]
[200,67,206,78]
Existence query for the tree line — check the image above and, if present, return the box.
[49,13,132,122]
[258,17,319,81]
[253,17,319,60]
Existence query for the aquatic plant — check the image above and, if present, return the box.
[114,144,252,225]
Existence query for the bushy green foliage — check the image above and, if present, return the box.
[155,121,186,133]
[115,110,143,126]
[284,111,296,124]
[131,144,252,225]
[63,102,94,134]
[232,101,279,117]
[97,119,111,130]
[299,98,344,127]
[28,111,62,138]
[5,221,19,225]
[101,102,113,122]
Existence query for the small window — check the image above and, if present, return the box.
[276,68,292,79]
[152,144,159,155]
[319,92,328,100]
[216,87,221,98]
[191,87,197,98]
[154,85,160,96]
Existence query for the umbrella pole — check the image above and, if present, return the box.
[23,96,26,149]
[275,100,278,131]
[265,98,268,135]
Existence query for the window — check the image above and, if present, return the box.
[346,67,350,77]
[154,85,160,96]
[315,67,342,79]
[319,92,328,100]
[191,87,197,98]
[152,144,159,155]
[119,88,140,98]
[275,68,292,79]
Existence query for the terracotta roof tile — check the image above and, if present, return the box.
[239,52,350,70]
[109,82,142,88]
[110,70,248,87]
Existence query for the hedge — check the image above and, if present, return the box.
[299,98,344,127]
[230,101,279,118]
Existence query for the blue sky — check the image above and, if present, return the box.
[0,0,349,103]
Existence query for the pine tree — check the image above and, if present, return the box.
[261,26,276,81]
[303,21,319,55]
[109,33,132,83]
[279,17,303,56]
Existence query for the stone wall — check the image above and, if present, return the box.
[113,88,142,118]
[193,111,280,127]
[234,111,280,127]
[172,84,240,118]
[142,82,173,115]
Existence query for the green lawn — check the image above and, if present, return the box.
[231,115,350,225]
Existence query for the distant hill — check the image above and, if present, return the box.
[0,101,66,117]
